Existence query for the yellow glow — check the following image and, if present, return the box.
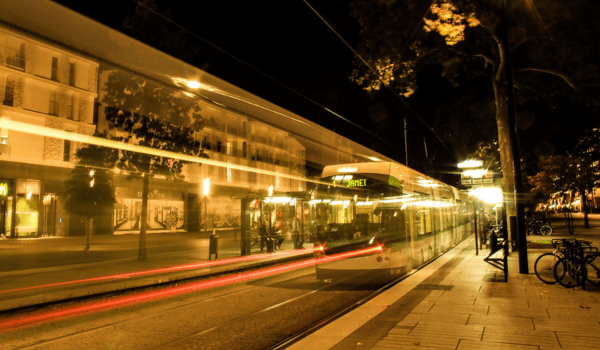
[0,118,333,186]
[463,169,488,178]
[470,187,503,204]
[186,80,201,89]
[457,159,483,168]
[203,178,210,196]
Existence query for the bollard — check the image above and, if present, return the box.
[266,237,274,253]
[209,229,219,260]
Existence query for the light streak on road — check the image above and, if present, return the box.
[0,250,308,294]
[0,245,382,332]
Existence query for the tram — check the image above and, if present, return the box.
[311,161,474,282]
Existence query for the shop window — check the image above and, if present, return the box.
[15,179,40,237]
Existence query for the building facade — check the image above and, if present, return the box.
[0,25,98,237]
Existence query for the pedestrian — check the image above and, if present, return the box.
[292,214,302,249]
[259,221,269,251]
[270,222,285,250]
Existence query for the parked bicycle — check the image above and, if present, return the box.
[553,239,600,288]
[535,238,600,288]
[525,217,552,236]
[534,238,575,284]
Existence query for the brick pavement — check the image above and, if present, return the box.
[291,232,600,350]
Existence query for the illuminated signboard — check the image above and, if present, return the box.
[0,182,7,196]
[389,176,403,189]
[347,179,367,187]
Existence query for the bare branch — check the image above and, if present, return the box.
[516,67,577,90]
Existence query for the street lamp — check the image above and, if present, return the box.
[203,178,210,235]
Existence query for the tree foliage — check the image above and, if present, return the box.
[349,0,600,214]
[101,70,207,259]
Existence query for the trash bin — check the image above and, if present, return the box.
[209,230,219,260]
[266,237,274,253]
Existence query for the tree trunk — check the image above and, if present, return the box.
[492,79,517,216]
[139,173,149,260]
[84,217,93,250]
[581,187,590,229]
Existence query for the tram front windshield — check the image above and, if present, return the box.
[311,173,404,245]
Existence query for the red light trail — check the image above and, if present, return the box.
[0,249,307,294]
[0,245,382,332]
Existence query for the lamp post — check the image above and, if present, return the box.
[458,159,485,255]
[203,178,210,235]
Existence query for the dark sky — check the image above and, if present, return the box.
[50,0,453,172]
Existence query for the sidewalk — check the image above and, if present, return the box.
[290,234,600,350]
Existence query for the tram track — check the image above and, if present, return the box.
[1,265,385,349]
[1,241,462,349]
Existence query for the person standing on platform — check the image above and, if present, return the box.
[292,214,302,249]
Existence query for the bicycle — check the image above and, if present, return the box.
[525,217,553,236]
[553,240,600,288]
[534,238,575,284]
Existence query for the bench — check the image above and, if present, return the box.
[483,232,508,282]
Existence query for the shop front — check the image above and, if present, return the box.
[114,187,186,232]
[0,178,41,238]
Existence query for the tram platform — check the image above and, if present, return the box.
[289,227,600,350]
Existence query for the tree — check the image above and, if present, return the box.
[349,0,600,219]
[530,129,600,229]
[64,138,118,250]
[571,128,600,228]
[102,70,207,260]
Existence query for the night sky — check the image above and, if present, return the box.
[48,0,599,185]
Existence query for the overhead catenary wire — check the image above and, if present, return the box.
[303,0,457,163]
[129,0,406,158]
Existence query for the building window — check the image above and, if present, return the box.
[2,77,14,106]
[226,142,232,155]
[0,128,8,145]
[242,142,247,158]
[49,91,58,116]
[216,141,222,153]
[6,42,25,70]
[66,95,74,120]
[63,140,71,162]
[69,62,76,86]
[51,57,59,81]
